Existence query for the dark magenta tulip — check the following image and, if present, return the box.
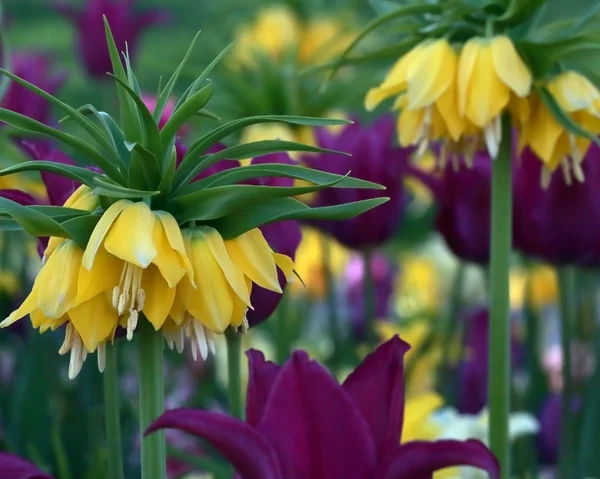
[0,452,53,478]
[147,337,500,479]
[302,116,409,250]
[55,0,168,78]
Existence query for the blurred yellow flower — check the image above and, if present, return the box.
[394,254,441,317]
[404,150,437,204]
[299,18,355,65]
[0,271,20,296]
[510,265,557,311]
[291,227,349,297]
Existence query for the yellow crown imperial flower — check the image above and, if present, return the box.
[521,71,600,185]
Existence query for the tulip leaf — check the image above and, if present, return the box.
[208,196,390,239]
[193,108,221,120]
[171,175,349,222]
[154,30,202,123]
[98,111,132,166]
[175,115,352,185]
[0,196,68,237]
[109,74,162,159]
[0,160,102,187]
[0,107,125,182]
[175,138,350,189]
[538,87,600,148]
[61,215,101,248]
[104,17,142,143]
[125,142,162,190]
[180,163,385,194]
[92,177,160,199]
[161,83,214,148]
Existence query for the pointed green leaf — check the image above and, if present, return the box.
[0,196,68,237]
[61,215,101,248]
[170,173,349,222]
[180,163,385,195]
[154,31,202,123]
[160,83,214,147]
[0,160,101,187]
[125,142,162,190]
[193,108,220,121]
[0,107,125,182]
[109,74,162,157]
[208,196,390,239]
[92,177,160,199]
[103,16,142,142]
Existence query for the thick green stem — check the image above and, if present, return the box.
[488,116,512,479]
[227,332,243,419]
[558,267,576,478]
[322,237,341,373]
[138,320,166,479]
[104,344,124,479]
[363,248,376,342]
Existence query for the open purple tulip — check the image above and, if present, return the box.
[2,53,66,125]
[147,337,500,479]
[514,146,600,265]
[302,116,410,250]
[54,0,168,78]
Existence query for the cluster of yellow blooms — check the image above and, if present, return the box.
[367,36,600,185]
[0,186,294,379]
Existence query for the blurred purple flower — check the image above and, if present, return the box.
[514,146,600,265]
[302,116,409,250]
[147,337,500,479]
[2,53,66,125]
[457,308,523,414]
[0,452,53,479]
[537,394,560,464]
[345,252,396,338]
[55,0,169,78]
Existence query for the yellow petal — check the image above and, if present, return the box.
[141,265,176,330]
[435,84,465,141]
[83,200,130,270]
[402,392,444,442]
[65,185,99,211]
[491,36,532,97]
[199,226,251,305]
[230,277,252,328]
[461,39,509,127]
[104,202,157,268]
[2,292,37,327]
[398,108,425,146]
[69,294,118,352]
[457,38,480,117]
[225,229,281,292]
[365,85,406,111]
[76,246,122,305]
[37,241,82,318]
[154,211,194,282]
[151,216,187,288]
[273,252,294,281]
[407,39,456,109]
[44,236,65,258]
[185,233,234,332]
[170,287,187,325]
[527,102,564,167]
[549,71,600,112]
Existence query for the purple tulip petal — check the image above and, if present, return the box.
[246,350,282,427]
[0,452,53,479]
[378,440,500,479]
[257,351,377,479]
[342,336,410,460]
[0,189,38,205]
[146,408,282,479]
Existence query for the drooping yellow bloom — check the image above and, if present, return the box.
[298,18,355,65]
[458,36,532,157]
[521,71,600,184]
[163,226,294,361]
[394,255,441,317]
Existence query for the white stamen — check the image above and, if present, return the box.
[114,263,146,326]
[112,287,120,309]
[126,310,139,341]
[190,340,198,361]
[484,117,501,159]
[165,335,174,350]
[68,334,85,380]
[192,320,209,360]
[137,289,146,310]
[59,323,74,355]
[97,343,106,373]
[241,316,249,333]
[541,167,552,189]
[206,330,216,355]
[174,329,185,353]
[561,158,573,186]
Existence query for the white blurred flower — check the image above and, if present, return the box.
[433,408,539,479]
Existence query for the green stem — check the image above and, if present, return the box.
[274,293,291,364]
[558,267,576,479]
[226,332,243,419]
[363,248,376,342]
[322,236,341,373]
[488,115,512,479]
[138,320,166,479]
[104,344,124,479]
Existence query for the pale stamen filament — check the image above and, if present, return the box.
[68,332,87,380]
[561,158,573,186]
[170,313,217,361]
[97,343,106,373]
[112,263,146,341]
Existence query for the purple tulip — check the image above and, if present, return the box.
[345,252,396,338]
[514,146,600,265]
[55,0,169,78]
[537,394,560,464]
[0,452,53,479]
[245,153,302,326]
[2,53,66,125]
[457,308,523,414]
[147,337,500,479]
[302,116,409,250]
